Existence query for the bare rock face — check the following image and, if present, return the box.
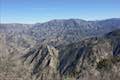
[22,45,61,80]
[47,45,59,70]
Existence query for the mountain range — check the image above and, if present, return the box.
[0,18,120,80]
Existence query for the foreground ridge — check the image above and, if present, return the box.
[22,29,120,80]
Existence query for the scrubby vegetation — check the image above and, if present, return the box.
[97,56,120,71]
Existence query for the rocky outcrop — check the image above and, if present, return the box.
[22,44,60,80]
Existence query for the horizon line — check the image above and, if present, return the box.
[1,18,120,24]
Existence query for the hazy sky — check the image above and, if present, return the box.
[0,0,120,23]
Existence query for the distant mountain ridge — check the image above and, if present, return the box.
[0,18,120,47]
[30,18,120,45]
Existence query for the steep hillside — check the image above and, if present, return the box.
[22,29,120,80]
